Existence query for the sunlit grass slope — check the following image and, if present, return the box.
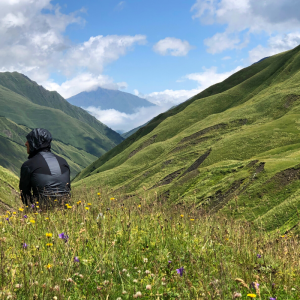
[0,189,299,299]
[0,72,123,146]
[74,45,300,231]
[0,117,97,178]
[0,165,19,209]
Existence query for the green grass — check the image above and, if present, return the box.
[0,188,300,299]
[72,45,300,231]
[0,72,124,177]
[0,117,97,178]
[0,165,19,209]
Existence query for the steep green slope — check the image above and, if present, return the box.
[73,47,279,182]
[0,117,97,178]
[0,165,20,210]
[0,85,119,157]
[0,72,123,146]
[74,45,300,232]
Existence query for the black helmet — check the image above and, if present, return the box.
[26,128,52,155]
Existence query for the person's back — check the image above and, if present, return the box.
[19,128,71,206]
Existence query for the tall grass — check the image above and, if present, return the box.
[0,188,298,299]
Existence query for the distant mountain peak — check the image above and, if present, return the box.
[67,87,155,114]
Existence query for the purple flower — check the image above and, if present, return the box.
[252,282,259,289]
[31,204,35,208]
[269,298,276,300]
[176,267,184,277]
[59,232,69,243]
[257,254,262,258]
[5,218,9,221]
[168,261,172,264]
[74,256,79,263]
[23,215,28,219]
[22,243,28,249]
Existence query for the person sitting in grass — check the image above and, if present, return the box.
[19,128,71,207]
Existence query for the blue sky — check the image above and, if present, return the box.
[1,0,300,131]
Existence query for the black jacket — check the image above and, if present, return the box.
[19,129,71,205]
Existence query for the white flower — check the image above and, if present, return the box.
[67,278,73,282]
[137,270,141,273]
[53,297,58,300]
[126,273,130,277]
[15,284,22,288]
[143,258,148,263]
[136,291,142,297]
[53,285,60,291]
[122,269,127,272]
[103,280,109,285]
[145,270,151,274]
[233,292,242,298]
[146,284,151,290]
[133,279,138,283]
[122,291,127,294]
[116,298,122,300]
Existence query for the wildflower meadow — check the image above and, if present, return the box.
[0,188,299,299]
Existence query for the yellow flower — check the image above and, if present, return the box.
[36,202,39,204]
[36,206,39,208]
[6,211,10,215]
[76,201,81,205]
[180,214,184,218]
[190,219,195,221]
[54,199,57,202]
[46,243,53,247]
[26,206,28,208]
[30,220,35,224]
[19,208,24,212]
[46,264,52,269]
[12,212,16,215]
[85,207,89,210]
[45,218,49,220]
[66,205,72,209]
[110,198,115,201]
[138,205,141,208]
[87,203,92,206]
[97,193,101,196]
[247,294,256,298]
[46,233,52,238]
[34,213,38,215]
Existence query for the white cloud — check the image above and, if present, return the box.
[0,0,147,94]
[115,1,126,11]
[43,73,128,99]
[222,56,231,60]
[83,65,243,131]
[139,66,242,106]
[192,0,300,53]
[153,37,194,57]
[61,34,147,76]
[249,32,300,63]
[85,106,171,132]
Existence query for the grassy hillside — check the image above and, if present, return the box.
[0,72,123,145]
[73,45,300,232]
[0,165,20,210]
[0,117,97,178]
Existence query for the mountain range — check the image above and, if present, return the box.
[67,87,155,114]
[0,72,123,178]
[73,45,300,233]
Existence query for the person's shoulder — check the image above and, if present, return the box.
[53,153,69,165]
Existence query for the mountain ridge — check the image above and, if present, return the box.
[73,45,300,232]
[67,86,155,114]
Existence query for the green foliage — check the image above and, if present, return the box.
[74,45,300,231]
[0,117,97,178]
[0,165,19,208]
[0,189,299,299]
